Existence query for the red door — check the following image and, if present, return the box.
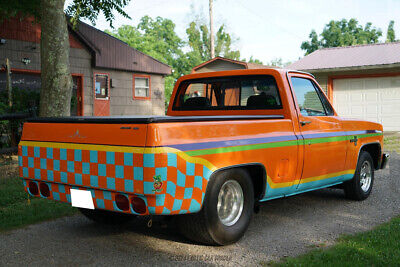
[93,73,110,116]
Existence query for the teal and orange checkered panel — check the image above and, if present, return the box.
[19,144,213,215]
[22,179,150,215]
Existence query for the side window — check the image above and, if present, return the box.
[291,77,328,116]
[134,75,151,99]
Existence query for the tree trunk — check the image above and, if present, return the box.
[39,0,72,117]
[5,58,12,107]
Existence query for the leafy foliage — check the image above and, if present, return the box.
[0,0,40,21]
[107,17,244,108]
[266,58,292,68]
[386,20,396,43]
[186,21,241,63]
[0,88,40,148]
[66,0,131,27]
[301,19,383,55]
[245,56,263,65]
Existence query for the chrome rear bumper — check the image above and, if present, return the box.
[380,153,389,169]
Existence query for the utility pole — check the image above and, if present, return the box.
[209,0,215,59]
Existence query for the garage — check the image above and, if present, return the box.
[332,75,400,131]
[288,42,400,132]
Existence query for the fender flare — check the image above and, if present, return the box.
[356,142,382,170]
[206,163,268,200]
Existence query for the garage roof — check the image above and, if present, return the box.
[288,42,400,71]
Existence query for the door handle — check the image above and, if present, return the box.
[300,121,312,126]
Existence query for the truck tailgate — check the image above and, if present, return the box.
[21,122,147,146]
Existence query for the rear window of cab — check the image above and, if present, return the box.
[172,75,283,111]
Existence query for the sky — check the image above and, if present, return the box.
[65,0,400,65]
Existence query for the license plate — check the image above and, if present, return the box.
[70,189,94,209]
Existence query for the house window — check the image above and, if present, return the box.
[133,75,151,99]
[94,73,109,99]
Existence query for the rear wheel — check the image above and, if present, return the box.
[344,151,374,200]
[178,168,254,245]
[79,208,135,225]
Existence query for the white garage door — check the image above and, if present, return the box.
[332,76,400,131]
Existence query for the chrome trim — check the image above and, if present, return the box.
[380,153,389,169]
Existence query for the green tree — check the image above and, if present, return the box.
[0,0,131,116]
[186,21,241,65]
[106,16,186,107]
[301,19,382,55]
[244,56,263,65]
[301,30,321,55]
[386,20,396,43]
[266,58,292,68]
[108,18,243,108]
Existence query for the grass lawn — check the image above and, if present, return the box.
[267,216,400,266]
[0,177,76,232]
[383,134,400,153]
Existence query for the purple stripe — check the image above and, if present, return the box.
[166,130,380,152]
[168,135,299,151]
[302,131,347,139]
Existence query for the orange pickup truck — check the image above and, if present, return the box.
[18,69,388,245]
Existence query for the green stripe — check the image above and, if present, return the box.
[186,140,299,156]
[185,132,382,157]
[358,133,382,138]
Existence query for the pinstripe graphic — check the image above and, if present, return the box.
[185,130,382,156]
[19,129,380,213]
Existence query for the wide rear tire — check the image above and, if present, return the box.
[178,168,254,245]
[344,151,374,200]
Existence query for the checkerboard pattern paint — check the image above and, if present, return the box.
[18,144,214,215]
[22,179,148,215]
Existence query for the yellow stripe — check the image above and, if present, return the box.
[19,141,217,172]
[267,169,355,189]
[19,141,353,182]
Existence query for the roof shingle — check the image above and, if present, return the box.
[288,42,400,71]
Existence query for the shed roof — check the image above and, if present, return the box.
[288,42,400,71]
[72,21,171,75]
[192,56,274,71]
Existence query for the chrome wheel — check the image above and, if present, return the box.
[217,180,244,226]
[360,161,372,192]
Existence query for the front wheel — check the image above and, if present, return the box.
[344,151,374,200]
[178,168,254,245]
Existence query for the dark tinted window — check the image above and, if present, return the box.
[173,75,282,110]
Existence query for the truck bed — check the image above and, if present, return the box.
[27,115,284,124]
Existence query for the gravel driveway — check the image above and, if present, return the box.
[1,153,399,266]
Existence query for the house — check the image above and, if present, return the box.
[192,56,273,73]
[0,16,171,116]
[288,42,400,131]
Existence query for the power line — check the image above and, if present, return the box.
[233,0,304,40]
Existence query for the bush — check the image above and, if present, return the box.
[0,88,40,149]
